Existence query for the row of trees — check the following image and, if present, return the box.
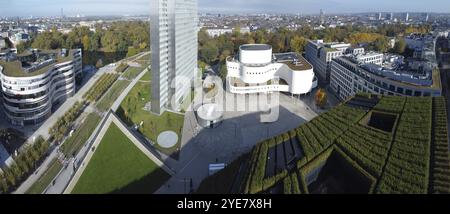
[83,73,119,102]
[0,137,49,193]
[48,101,87,143]
[17,21,150,55]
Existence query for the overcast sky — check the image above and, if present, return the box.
[0,0,449,17]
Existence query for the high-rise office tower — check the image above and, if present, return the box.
[378,12,382,20]
[150,0,198,114]
[319,9,324,25]
[405,12,409,22]
[425,13,429,22]
[389,12,394,21]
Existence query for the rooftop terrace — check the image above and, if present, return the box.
[338,56,441,90]
[0,49,76,78]
[274,53,313,71]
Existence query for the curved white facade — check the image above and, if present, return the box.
[239,44,273,65]
[0,49,82,126]
[227,44,317,95]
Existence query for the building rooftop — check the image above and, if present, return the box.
[0,49,75,78]
[240,44,272,51]
[338,56,441,90]
[274,52,313,71]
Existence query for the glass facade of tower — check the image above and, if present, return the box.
[150,0,198,114]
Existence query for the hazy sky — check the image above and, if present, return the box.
[0,0,449,17]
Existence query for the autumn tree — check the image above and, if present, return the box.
[82,35,90,51]
[394,38,407,54]
[290,35,307,53]
[315,88,328,109]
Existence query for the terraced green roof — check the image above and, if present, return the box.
[0,50,76,78]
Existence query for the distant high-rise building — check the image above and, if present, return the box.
[150,0,198,114]
[378,12,382,20]
[389,12,394,21]
[405,12,409,22]
[319,9,325,25]
[425,13,429,22]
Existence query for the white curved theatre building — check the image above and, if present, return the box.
[0,49,82,126]
[226,44,317,95]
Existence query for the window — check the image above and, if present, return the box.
[389,85,395,91]
[414,91,422,96]
[405,89,412,96]
[396,87,404,94]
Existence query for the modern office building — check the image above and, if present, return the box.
[387,12,394,21]
[226,44,317,95]
[150,0,198,114]
[319,9,325,25]
[305,40,352,83]
[405,33,437,63]
[405,12,409,22]
[0,49,82,126]
[205,28,233,38]
[330,51,441,101]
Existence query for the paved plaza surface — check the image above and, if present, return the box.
[156,90,318,193]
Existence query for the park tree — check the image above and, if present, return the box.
[82,35,91,51]
[394,38,407,54]
[374,37,390,52]
[315,88,328,109]
[200,40,219,64]
[15,40,32,53]
[290,35,307,53]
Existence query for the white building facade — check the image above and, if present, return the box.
[0,49,82,126]
[150,0,198,114]
[205,28,233,37]
[226,44,317,95]
[305,40,351,83]
[330,53,441,101]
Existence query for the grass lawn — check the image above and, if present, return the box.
[61,113,102,157]
[96,80,130,112]
[116,74,184,156]
[122,66,147,80]
[25,158,63,194]
[140,70,152,82]
[71,123,170,194]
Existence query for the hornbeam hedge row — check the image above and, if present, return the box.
[83,73,119,102]
[283,172,302,194]
[337,124,393,177]
[295,105,367,163]
[377,97,432,194]
[431,97,450,193]
[244,136,289,194]
[243,143,263,194]
[373,96,406,113]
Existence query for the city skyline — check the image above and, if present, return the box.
[1,0,450,17]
